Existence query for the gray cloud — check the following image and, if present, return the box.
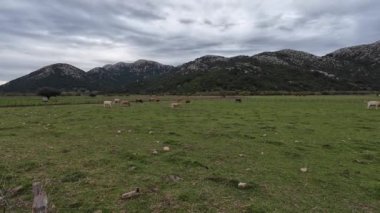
[0,0,379,82]
[178,19,195,25]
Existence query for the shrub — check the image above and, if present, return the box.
[37,87,61,99]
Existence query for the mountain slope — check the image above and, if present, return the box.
[321,41,380,89]
[86,60,174,91]
[0,63,88,92]
[135,41,380,93]
[133,53,354,94]
[0,60,174,92]
[0,41,379,93]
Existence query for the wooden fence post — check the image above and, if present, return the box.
[32,182,47,213]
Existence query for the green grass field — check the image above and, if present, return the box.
[0,95,379,212]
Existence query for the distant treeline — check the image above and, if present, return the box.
[1,90,379,97]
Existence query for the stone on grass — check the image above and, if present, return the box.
[163,146,170,151]
[168,175,182,182]
[9,185,23,197]
[238,182,248,189]
[0,196,5,206]
[121,188,140,200]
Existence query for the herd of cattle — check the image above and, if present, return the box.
[103,97,244,108]
[102,97,380,109]
[103,97,195,108]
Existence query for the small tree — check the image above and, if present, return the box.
[37,87,61,100]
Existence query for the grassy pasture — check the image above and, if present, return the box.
[0,95,379,212]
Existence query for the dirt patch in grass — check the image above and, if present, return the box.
[167,131,181,136]
[322,144,333,149]
[263,140,284,146]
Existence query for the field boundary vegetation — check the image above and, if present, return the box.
[1,90,379,97]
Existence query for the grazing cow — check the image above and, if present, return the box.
[121,100,130,106]
[149,97,160,102]
[113,98,121,104]
[103,101,112,108]
[135,99,144,103]
[235,98,242,103]
[185,100,191,103]
[367,101,380,109]
[171,102,181,108]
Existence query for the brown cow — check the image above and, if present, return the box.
[149,97,160,102]
[121,100,130,106]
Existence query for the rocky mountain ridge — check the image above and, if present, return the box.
[1,41,379,93]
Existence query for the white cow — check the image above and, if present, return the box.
[367,101,380,109]
[171,102,181,108]
[104,101,112,108]
[113,98,121,104]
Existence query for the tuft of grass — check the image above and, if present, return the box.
[164,155,209,169]
[17,162,39,172]
[205,176,258,190]
[61,171,87,183]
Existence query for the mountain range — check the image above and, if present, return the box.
[1,41,379,94]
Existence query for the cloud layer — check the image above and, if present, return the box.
[0,0,379,82]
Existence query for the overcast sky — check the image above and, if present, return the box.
[0,0,379,84]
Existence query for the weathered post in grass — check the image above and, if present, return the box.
[32,182,48,213]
